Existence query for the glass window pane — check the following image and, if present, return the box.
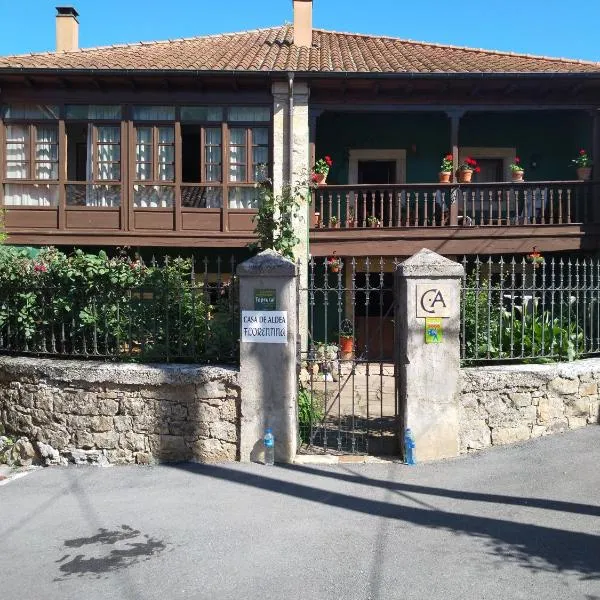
[133,184,174,208]
[6,162,28,179]
[205,128,222,145]
[228,107,270,122]
[205,164,222,182]
[229,165,246,182]
[206,146,221,163]
[35,163,58,180]
[253,147,268,165]
[158,127,174,144]
[6,124,29,142]
[98,126,120,143]
[158,164,174,181]
[66,105,122,120]
[229,145,246,163]
[98,163,120,180]
[182,186,222,208]
[4,183,58,206]
[252,127,269,145]
[132,106,175,121]
[158,145,174,163]
[181,106,223,121]
[229,186,260,209]
[229,128,246,145]
[136,163,152,180]
[136,127,152,144]
[98,144,121,162]
[2,104,58,119]
[66,184,120,207]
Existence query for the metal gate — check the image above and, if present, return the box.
[299,256,400,455]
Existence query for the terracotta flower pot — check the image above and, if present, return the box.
[577,167,592,181]
[512,170,525,182]
[346,220,355,228]
[438,171,452,183]
[457,169,473,183]
[313,212,321,228]
[313,172,328,185]
[330,221,340,229]
[339,336,354,356]
[330,266,339,273]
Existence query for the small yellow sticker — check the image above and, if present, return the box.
[425,317,443,344]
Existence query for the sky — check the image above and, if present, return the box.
[1,0,600,62]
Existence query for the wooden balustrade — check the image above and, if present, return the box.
[311,181,599,229]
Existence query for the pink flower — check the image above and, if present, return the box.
[580,149,587,155]
[514,157,520,164]
[33,263,47,273]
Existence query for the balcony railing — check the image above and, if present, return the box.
[312,181,599,229]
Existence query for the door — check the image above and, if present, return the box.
[357,160,396,226]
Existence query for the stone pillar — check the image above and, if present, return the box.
[395,248,465,461]
[272,80,310,351]
[238,250,298,463]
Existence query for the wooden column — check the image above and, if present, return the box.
[447,110,464,226]
[57,117,66,230]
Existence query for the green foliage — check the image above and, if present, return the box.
[0,247,237,363]
[462,274,583,363]
[251,176,311,260]
[298,386,324,444]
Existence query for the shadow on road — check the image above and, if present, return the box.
[171,462,600,581]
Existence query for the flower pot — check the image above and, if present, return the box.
[313,172,328,185]
[512,170,525,182]
[577,167,592,181]
[438,171,452,183]
[457,169,473,183]
[345,220,355,228]
[330,266,339,273]
[313,212,321,228]
[330,222,340,229]
[339,336,354,357]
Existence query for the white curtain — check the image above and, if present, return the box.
[228,128,246,183]
[205,128,222,182]
[5,125,28,180]
[35,126,57,180]
[4,183,57,206]
[85,125,120,207]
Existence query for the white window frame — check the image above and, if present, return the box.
[348,149,406,184]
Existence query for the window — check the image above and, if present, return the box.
[3,124,59,206]
[134,125,175,207]
[65,105,122,120]
[65,123,121,207]
[2,104,58,119]
[133,106,175,121]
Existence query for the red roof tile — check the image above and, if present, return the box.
[0,26,598,74]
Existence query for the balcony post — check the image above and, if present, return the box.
[447,110,464,225]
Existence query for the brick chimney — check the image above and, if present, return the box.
[56,6,79,52]
[293,0,313,47]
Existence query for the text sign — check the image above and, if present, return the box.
[416,284,452,318]
[254,288,276,311]
[241,311,287,344]
[425,317,443,344]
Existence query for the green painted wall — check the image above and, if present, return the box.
[316,110,592,184]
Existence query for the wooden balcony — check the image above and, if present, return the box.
[310,181,600,256]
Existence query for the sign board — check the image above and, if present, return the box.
[416,284,452,318]
[241,311,287,344]
[254,289,276,311]
[425,317,443,344]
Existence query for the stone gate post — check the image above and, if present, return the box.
[395,249,465,461]
[237,250,298,463]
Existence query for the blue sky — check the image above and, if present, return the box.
[1,0,600,62]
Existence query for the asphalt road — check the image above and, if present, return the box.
[1,427,600,600]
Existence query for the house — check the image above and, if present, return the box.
[0,1,599,264]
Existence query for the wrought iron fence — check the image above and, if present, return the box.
[461,254,600,364]
[0,255,239,364]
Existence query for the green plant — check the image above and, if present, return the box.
[312,155,333,175]
[458,157,480,173]
[440,153,453,172]
[251,174,312,260]
[510,157,524,172]
[329,216,338,226]
[298,385,324,444]
[367,215,379,226]
[572,149,593,168]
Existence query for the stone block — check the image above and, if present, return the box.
[460,393,479,411]
[219,399,238,422]
[589,400,599,423]
[191,438,236,463]
[73,430,95,449]
[97,398,119,416]
[90,416,113,433]
[518,405,537,424]
[156,435,191,461]
[548,377,579,396]
[106,448,135,464]
[566,397,590,418]
[113,416,133,433]
[132,414,158,434]
[459,419,491,452]
[209,421,237,443]
[579,382,598,397]
[567,416,588,430]
[92,432,119,450]
[195,380,228,401]
[509,392,532,408]
[531,425,547,438]
[135,452,153,465]
[546,419,568,434]
[491,425,531,446]
[538,397,565,423]
[119,432,147,452]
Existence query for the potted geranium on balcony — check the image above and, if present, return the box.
[439,153,453,183]
[510,157,525,182]
[572,149,593,181]
[527,246,545,269]
[312,155,333,185]
[457,157,480,183]
[367,215,380,228]
[327,252,342,273]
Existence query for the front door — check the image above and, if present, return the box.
[357,160,396,226]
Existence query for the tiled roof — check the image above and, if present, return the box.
[1,26,599,74]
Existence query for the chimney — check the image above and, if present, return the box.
[293,0,313,47]
[55,6,79,52]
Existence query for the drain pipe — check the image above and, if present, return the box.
[288,72,295,184]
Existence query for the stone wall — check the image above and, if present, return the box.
[459,358,600,453]
[0,357,240,465]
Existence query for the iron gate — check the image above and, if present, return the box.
[299,256,400,455]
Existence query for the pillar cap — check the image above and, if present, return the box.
[237,249,296,277]
[396,248,465,278]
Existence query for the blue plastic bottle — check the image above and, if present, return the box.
[404,428,416,465]
[264,428,275,466]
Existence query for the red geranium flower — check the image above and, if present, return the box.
[474,167,481,174]
[311,173,319,182]
[445,153,453,161]
[580,149,587,155]
[514,157,520,164]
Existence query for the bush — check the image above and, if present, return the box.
[298,386,324,444]
[0,247,237,363]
